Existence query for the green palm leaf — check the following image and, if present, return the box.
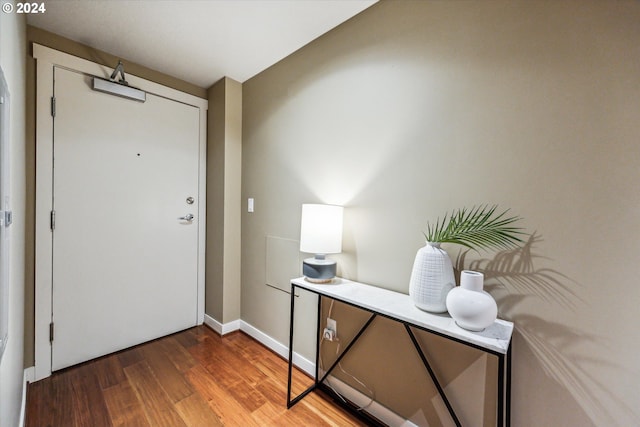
[423,205,526,252]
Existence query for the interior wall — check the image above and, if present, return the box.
[0,7,26,427]
[206,77,242,324]
[242,1,640,425]
[206,80,225,321]
[222,79,242,323]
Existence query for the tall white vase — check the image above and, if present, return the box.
[409,242,456,313]
[446,270,497,331]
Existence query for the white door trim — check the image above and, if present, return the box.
[33,44,207,380]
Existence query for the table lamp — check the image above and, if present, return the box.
[300,204,343,283]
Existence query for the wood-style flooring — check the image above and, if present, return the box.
[26,325,367,427]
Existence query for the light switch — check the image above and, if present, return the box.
[248,198,254,213]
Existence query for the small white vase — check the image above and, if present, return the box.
[446,270,497,331]
[409,242,456,313]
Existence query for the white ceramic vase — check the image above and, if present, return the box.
[409,242,456,313]
[446,270,497,331]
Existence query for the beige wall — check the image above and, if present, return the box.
[206,77,242,324]
[242,1,640,425]
[206,81,225,320]
[0,6,26,427]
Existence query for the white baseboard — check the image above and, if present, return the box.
[203,314,241,336]
[20,367,35,427]
[239,320,315,376]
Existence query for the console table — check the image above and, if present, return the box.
[286,277,513,427]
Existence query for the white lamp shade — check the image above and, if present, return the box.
[300,204,343,254]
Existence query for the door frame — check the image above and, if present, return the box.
[33,44,208,380]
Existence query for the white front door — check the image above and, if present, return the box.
[51,67,200,370]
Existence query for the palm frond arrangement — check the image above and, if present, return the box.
[424,205,527,252]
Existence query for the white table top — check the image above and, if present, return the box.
[292,277,513,355]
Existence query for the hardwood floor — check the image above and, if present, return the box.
[26,325,367,427]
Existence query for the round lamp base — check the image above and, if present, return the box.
[303,257,336,283]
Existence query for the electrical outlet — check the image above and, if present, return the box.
[327,318,337,337]
[323,328,335,341]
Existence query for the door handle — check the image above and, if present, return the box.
[178,214,194,221]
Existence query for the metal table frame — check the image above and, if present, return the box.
[286,278,512,427]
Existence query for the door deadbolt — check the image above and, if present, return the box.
[186,197,195,205]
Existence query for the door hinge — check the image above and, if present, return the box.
[49,322,54,342]
[51,96,56,117]
[50,210,56,230]
[1,210,11,227]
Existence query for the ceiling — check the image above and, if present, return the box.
[27,0,377,88]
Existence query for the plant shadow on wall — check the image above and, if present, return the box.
[453,234,640,425]
[454,233,579,310]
